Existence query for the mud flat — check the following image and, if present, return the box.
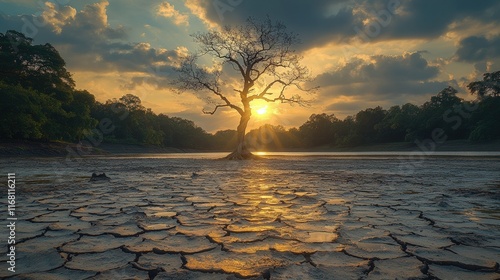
[1,155,499,279]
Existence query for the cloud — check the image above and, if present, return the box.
[44,1,127,42]
[314,52,440,87]
[310,52,457,111]
[454,35,500,63]
[364,0,500,41]
[0,1,127,49]
[2,0,498,130]
[40,2,76,33]
[157,2,189,26]
[101,42,184,72]
[325,100,366,112]
[185,0,500,50]
[0,1,184,76]
[185,0,358,49]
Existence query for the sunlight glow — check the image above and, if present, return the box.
[256,106,268,115]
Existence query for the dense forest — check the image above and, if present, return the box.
[1,30,500,151]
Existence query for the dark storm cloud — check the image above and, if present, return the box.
[188,0,358,49]
[189,0,500,48]
[326,80,454,99]
[373,0,500,40]
[2,0,498,76]
[311,52,456,101]
[322,79,455,117]
[314,52,440,87]
[454,35,500,63]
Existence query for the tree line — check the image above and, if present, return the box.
[0,30,213,149]
[1,30,499,151]
[245,82,500,150]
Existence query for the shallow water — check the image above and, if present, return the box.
[1,154,500,279]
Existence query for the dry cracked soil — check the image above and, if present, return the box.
[1,154,499,279]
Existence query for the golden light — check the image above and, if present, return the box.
[256,106,268,115]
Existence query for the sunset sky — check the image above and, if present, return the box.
[1,0,499,132]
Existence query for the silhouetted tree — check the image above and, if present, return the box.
[64,90,98,140]
[299,114,337,147]
[375,106,406,142]
[354,106,387,144]
[467,72,500,140]
[3,29,500,149]
[174,17,314,159]
[468,97,500,141]
[468,71,500,98]
[211,130,238,150]
[119,94,146,111]
[246,124,292,150]
[416,86,465,139]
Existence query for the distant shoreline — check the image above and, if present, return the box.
[1,139,500,158]
[0,141,193,157]
[278,140,500,153]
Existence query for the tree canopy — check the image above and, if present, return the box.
[468,71,500,98]
[0,30,75,101]
[1,30,499,152]
[0,30,212,148]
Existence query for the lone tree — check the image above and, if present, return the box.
[175,17,314,159]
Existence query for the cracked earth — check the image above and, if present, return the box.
[1,155,499,279]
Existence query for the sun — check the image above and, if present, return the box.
[256,106,268,115]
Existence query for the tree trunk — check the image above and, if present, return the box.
[224,112,257,160]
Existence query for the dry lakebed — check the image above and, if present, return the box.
[1,152,499,279]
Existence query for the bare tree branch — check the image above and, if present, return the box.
[203,104,229,115]
[172,17,317,158]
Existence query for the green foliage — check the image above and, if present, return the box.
[2,30,499,150]
[0,30,75,102]
[375,104,419,142]
[90,96,212,149]
[410,86,466,140]
[354,106,387,144]
[244,83,500,149]
[211,130,238,150]
[246,124,301,150]
[63,90,98,140]
[468,97,500,141]
[0,31,95,141]
[299,114,339,147]
[0,83,49,139]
